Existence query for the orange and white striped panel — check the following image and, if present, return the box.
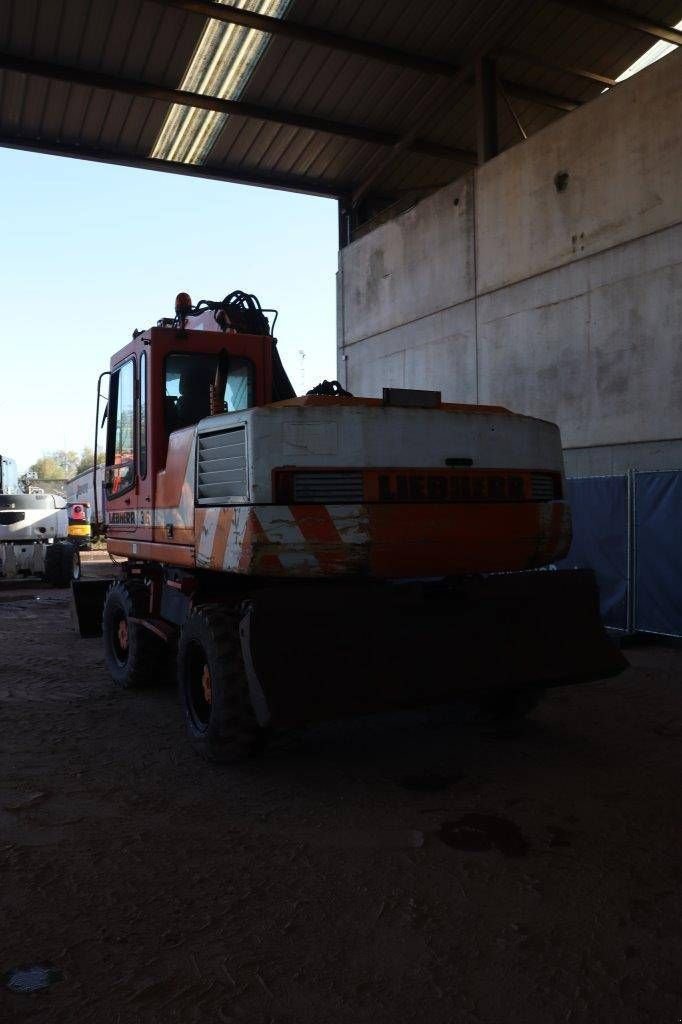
[196,507,233,568]
[194,504,371,576]
[255,506,318,572]
[193,500,570,579]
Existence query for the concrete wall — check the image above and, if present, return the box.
[337,47,682,475]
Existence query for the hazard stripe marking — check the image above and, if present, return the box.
[223,507,250,571]
[238,511,262,573]
[290,505,342,545]
[196,508,219,567]
[255,506,307,545]
[210,508,233,570]
[326,505,370,545]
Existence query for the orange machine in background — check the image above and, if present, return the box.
[66,501,92,548]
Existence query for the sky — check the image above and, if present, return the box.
[0,149,338,472]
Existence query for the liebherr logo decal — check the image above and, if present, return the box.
[108,510,137,525]
[107,510,152,526]
[377,472,526,502]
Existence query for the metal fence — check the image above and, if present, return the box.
[557,470,682,638]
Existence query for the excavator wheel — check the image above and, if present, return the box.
[102,579,167,689]
[44,541,80,588]
[177,605,263,763]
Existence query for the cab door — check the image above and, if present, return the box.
[104,357,139,536]
[135,350,154,540]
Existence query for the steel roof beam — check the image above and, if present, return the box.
[154,0,464,78]
[495,47,617,86]
[155,0,609,102]
[348,69,581,206]
[0,52,477,165]
[0,133,346,199]
[462,71,583,111]
[555,0,682,45]
[501,79,582,111]
[349,0,526,208]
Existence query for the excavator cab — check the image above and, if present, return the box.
[99,292,294,537]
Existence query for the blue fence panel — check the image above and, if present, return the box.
[634,471,682,637]
[558,476,630,630]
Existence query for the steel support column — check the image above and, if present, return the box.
[476,56,498,163]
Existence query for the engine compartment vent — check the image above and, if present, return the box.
[197,426,247,503]
[530,473,559,500]
[293,472,364,504]
[274,470,364,504]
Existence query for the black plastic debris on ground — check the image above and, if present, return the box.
[439,814,529,857]
[3,963,63,993]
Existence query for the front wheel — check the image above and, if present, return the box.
[177,605,263,763]
[102,579,167,689]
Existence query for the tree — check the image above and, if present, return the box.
[28,455,70,482]
[53,450,80,476]
[75,447,105,475]
[24,448,104,495]
[27,448,82,487]
[27,448,104,482]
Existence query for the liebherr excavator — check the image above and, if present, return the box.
[73,290,625,762]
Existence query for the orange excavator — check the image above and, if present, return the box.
[73,290,625,761]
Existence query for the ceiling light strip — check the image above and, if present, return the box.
[151,0,292,165]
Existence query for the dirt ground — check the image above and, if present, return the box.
[1,572,681,1024]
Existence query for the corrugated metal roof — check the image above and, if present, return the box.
[1,0,681,217]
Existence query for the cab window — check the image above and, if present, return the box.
[165,353,254,434]
[139,351,148,479]
[106,359,135,496]
[226,361,253,413]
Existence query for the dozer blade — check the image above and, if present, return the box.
[240,569,627,727]
[71,578,113,637]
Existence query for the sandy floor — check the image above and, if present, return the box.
[0,580,680,1023]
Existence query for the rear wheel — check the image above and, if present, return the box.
[44,541,79,588]
[102,579,166,689]
[178,605,263,763]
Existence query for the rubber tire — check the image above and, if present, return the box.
[44,541,78,588]
[102,579,166,689]
[178,605,263,764]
